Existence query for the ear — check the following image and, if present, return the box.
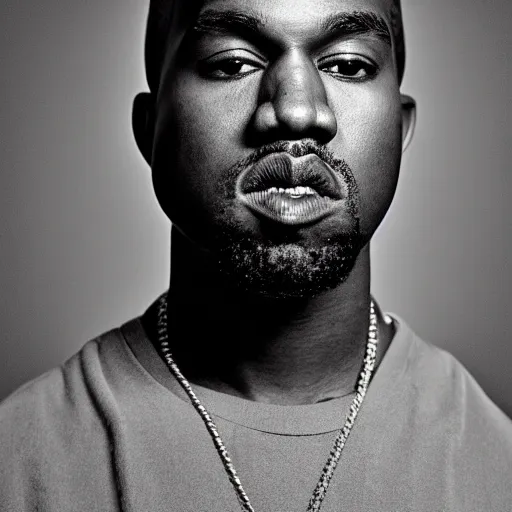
[400,94,417,153]
[132,92,155,166]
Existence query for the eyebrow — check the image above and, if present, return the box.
[192,9,391,47]
[321,11,392,46]
[193,10,263,39]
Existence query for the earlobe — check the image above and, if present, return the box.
[132,92,155,166]
[400,94,417,153]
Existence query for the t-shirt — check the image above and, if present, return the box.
[1,306,511,512]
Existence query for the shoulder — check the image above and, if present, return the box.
[0,325,123,423]
[390,316,512,499]
[0,326,128,509]
[405,323,511,433]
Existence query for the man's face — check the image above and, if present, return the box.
[149,0,411,297]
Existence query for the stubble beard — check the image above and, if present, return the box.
[209,140,364,299]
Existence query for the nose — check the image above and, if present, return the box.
[250,50,337,144]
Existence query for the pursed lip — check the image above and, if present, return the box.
[237,153,344,199]
[235,153,346,226]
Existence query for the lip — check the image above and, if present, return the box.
[236,153,346,226]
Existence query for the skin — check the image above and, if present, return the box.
[133,0,416,405]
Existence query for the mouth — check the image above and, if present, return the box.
[236,153,345,226]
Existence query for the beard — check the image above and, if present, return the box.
[214,230,362,299]
[209,140,364,299]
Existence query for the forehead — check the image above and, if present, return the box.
[196,0,395,30]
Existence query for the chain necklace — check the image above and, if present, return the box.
[155,293,378,512]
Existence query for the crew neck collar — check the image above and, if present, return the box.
[120,307,414,436]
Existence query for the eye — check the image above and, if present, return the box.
[319,57,377,80]
[199,56,264,80]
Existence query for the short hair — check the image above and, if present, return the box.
[144,0,406,93]
[144,0,175,94]
[389,0,405,85]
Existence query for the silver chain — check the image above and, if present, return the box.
[156,293,378,512]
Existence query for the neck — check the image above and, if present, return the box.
[165,229,393,405]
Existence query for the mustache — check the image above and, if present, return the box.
[242,139,341,170]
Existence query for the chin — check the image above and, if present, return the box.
[212,227,364,299]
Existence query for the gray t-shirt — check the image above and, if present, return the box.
[1,309,511,511]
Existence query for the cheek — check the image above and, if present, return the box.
[151,75,257,240]
[329,85,403,235]
[158,75,255,194]
[173,75,255,165]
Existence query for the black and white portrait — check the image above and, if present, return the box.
[1,1,511,510]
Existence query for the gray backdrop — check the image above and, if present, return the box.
[1,0,511,416]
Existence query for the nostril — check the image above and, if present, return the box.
[316,104,338,139]
[253,102,279,133]
[248,99,337,146]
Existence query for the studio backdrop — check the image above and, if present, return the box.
[1,0,511,416]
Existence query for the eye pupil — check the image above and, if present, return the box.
[321,58,376,79]
[219,59,244,75]
[341,61,359,75]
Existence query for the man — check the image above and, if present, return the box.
[1,0,511,510]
